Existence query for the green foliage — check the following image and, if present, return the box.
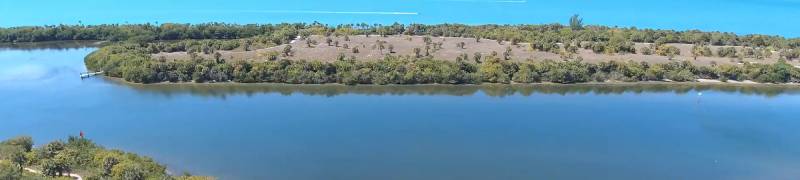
[0,136,192,180]
[39,141,65,160]
[40,157,70,177]
[282,45,293,56]
[102,157,119,177]
[0,161,22,180]
[595,61,648,81]
[639,46,654,55]
[112,162,146,180]
[512,63,541,83]
[540,60,592,83]
[258,51,280,61]
[11,21,800,87]
[0,23,303,43]
[531,39,559,53]
[145,37,275,54]
[569,14,584,30]
[746,60,797,83]
[5,21,799,51]
[2,136,33,152]
[741,47,772,59]
[473,52,483,63]
[691,44,713,59]
[656,45,681,60]
[582,39,635,54]
[717,47,738,58]
[88,42,800,85]
[3,21,799,69]
[503,46,513,60]
[0,145,26,171]
[478,56,513,83]
[666,69,696,82]
[605,34,636,54]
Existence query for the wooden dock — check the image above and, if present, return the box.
[80,71,104,78]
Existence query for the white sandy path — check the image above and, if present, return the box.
[696,79,758,84]
[24,167,83,180]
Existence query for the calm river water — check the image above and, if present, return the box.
[2,43,800,179]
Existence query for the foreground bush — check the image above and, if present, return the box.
[0,136,213,180]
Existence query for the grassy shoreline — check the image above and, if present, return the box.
[102,75,800,87]
[51,21,794,85]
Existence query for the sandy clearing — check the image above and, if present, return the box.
[153,35,798,66]
[24,167,83,180]
[697,79,758,84]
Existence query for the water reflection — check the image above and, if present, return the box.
[4,44,800,179]
[115,80,800,98]
[0,41,104,51]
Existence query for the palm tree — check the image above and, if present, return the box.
[570,14,583,30]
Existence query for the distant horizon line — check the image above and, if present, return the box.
[2,21,798,38]
[183,10,420,15]
[438,0,527,3]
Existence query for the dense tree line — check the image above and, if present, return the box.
[399,23,800,50]
[344,22,800,59]
[144,38,281,54]
[8,21,800,62]
[0,23,302,43]
[0,136,211,180]
[86,43,800,84]
[5,21,800,50]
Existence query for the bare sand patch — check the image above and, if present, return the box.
[153,35,798,66]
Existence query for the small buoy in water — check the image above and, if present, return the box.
[698,92,703,96]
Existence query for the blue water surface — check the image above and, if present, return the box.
[2,0,800,37]
[2,43,800,179]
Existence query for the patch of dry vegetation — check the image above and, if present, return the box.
[153,35,796,67]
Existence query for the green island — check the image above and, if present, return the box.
[3,16,800,84]
[0,136,213,180]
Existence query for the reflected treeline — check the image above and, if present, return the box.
[0,41,104,51]
[113,81,800,98]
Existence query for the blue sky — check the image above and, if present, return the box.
[2,0,799,37]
